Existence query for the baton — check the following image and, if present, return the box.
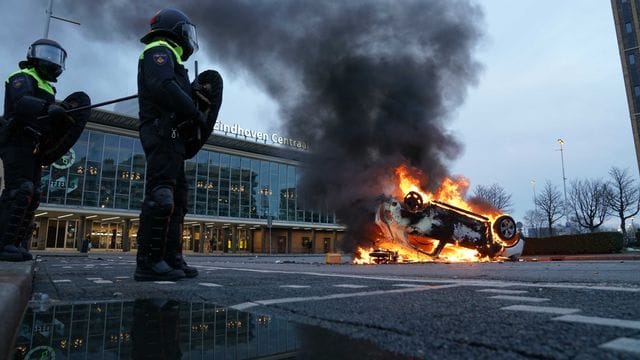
[37,94,138,120]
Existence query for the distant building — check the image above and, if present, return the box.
[0,109,345,254]
[612,0,640,173]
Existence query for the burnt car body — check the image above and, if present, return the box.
[375,191,520,259]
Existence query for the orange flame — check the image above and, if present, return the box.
[354,165,503,264]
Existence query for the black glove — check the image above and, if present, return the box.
[47,104,67,120]
[192,83,212,112]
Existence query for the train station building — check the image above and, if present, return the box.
[1,108,345,254]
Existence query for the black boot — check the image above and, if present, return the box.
[134,194,185,281]
[0,183,34,262]
[14,192,39,261]
[0,244,25,262]
[165,213,198,278]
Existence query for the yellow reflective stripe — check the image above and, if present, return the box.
[139,40,183,65]
[6,68,54,95]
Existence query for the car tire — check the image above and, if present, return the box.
[493,215,517,245]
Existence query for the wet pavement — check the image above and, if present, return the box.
[6,252,640,359]
[14,299,411,360]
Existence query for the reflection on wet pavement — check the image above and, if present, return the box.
[13,299,412,359]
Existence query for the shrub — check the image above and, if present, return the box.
[522,232,623,255]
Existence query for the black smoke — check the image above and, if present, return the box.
[59,0,484,251]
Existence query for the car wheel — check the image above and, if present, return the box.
[403,191,424,212]
[493,215,517,245]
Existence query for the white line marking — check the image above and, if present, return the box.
[62,266,72,269]
[153,281,176,284]
[333,284,368,288]
[86,277,102,281]
[553,315,640,330]
[489,295,549,302]
[599,337,640,354]
[230,284,461,310]
[93,280,113,284]
[392,284,423,288]
[198,283,222,287]
[279,285,310,288]
[197,265,640,292]
[115,276,129,279]
[52,279,71,283]
[477,289,528,294]
[501,305,581,315]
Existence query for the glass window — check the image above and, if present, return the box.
[626,22,633,33]
[229,156,241,217]
[250,159,261,218]
[218,154,230,217]
[195,151,208,215]
[207,151,220,216]
[185,158,197,214]
[270,162,279,218]
[130,141,146,210]
[66,131,89,206]
[240,157,251,218]
[630,54,636,65]
[635,86,640,97]
[115,137,134,209]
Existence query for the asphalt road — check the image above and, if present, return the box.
[22,254,640,359]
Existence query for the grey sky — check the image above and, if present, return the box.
[0,0,637,226]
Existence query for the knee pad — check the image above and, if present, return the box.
[11,180,35,208]
[27,189,41,212]
[143,186,174,218]
[16,180,35,198]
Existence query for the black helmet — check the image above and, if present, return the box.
[140,8,199,61]
[20,38,67,82]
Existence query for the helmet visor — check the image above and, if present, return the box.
[30,44,67,69]
[180,23,199,54]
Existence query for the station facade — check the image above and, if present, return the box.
[3,109,345,254]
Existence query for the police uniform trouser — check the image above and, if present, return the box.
[0,143,41,249]
[138,122,188,263]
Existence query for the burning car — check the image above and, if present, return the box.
[374,191,520,259]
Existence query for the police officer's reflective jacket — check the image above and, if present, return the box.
[3,67,55,140]
[138,39,198,129]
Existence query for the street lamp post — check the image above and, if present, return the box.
[556,138,569,226]
[530,179,537,209]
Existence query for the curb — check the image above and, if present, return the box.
[521,254,640,261]
[0,260,34,359]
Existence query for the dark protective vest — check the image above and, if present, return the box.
[137,40,193,126]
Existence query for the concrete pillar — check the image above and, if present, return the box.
[77,216,86,251]
[332,230,337,252]
[198,222,206,253]
[36,217,47,250]
[231,225,238,253]
[122,219,131,252]
[311,229,316,254]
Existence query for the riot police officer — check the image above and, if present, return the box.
[135,8,222,281]
[1,39,90,261]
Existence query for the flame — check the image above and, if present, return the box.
[354,164,503,264]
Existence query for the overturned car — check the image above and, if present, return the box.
[374,191,520,259]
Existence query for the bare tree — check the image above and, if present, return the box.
[535,181,564,236]
[523,209,544,237]
[471,183,514,213]
[606,167,640,239]
[568,179,610,233]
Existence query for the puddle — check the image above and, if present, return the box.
[12,298,412,359]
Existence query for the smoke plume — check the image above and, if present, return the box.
[59,0,484,251]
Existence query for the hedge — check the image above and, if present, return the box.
[522,232,623,255]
